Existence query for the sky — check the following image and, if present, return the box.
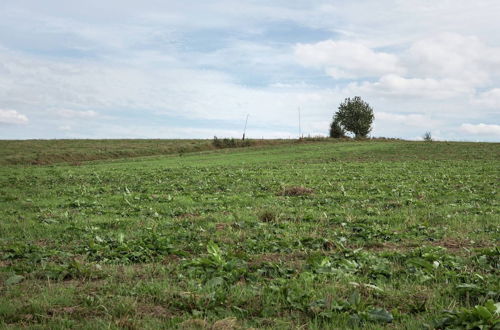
[0,0,499,141]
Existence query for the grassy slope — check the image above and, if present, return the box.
[0,139,291,165]
[0,140,499,329]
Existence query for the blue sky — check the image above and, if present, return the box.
[1,0,499,141]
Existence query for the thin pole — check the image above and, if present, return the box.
[242,114,249,140]
[298,107,302,139]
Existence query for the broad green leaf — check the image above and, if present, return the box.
[408,258,434,272]
[474,306,492,320]
[367,308,394,323]
[207,242,221,256]
[6,275,25,285]
[348,290,360,306]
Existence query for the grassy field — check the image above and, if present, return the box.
[0,139,289,165]
[0,140,499,329]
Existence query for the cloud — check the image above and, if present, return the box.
[376,112,439,128]
[296,32,500,101]
[474,88,500,108]
[294,40,403,79]
[406,33,500,87]
[0,109,28,124]
[350,75,473,99]
[0,47,344,129]
[460,123,500,136]
[54,109,98,118]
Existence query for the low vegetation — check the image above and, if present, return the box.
[0,139,289,166]
[1,140,499,328]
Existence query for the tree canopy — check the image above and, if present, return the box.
[333,96,374,138]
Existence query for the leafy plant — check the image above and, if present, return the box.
[183,242,248,284]
[83,232,178,263]
[309,291,393,325]
[433,300,500,329]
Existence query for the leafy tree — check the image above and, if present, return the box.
[334,96,374,138]
[329,120,346,138]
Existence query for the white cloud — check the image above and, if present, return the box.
[0,48,343,134]
[309,1,500,47]
[54,109,98,118]
[0,109,28,124]
[71,122,297,140]
[460,123,500,136]
[350,75,473,99]
[376,112,439,128]
[474,88,500,108]
[406,33,500,87]
[294,40,403,79]
[296,32,500,102]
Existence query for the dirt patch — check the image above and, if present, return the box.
[430,237,494,251]
[136,304,172,318]
[0,260,11,268]
[277,186,314,196]
[360,242,409,252]
[258,210,277,222]
[248,252,306,268]
[215,223,229,231]
[47,306,82,316]
[355,238,495,254]
[34,239,51,247]
[162,254,181,265]
[431,238,465,251]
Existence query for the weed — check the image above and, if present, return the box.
[432,300,499,329]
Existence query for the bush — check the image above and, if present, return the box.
[329,120,346,138]
[212,136,251,149]
[423,132,432,142]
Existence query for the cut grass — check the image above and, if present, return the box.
[0,140,499,329]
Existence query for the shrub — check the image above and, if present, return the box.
[212,136,251,149]
[329,120,346,138]
[423,131,433,142]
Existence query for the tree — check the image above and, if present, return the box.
[423,131,432,141]
[334,96,374,138]
[329,119,346,138]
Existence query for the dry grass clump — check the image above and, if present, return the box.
[179,317,239,329]
[212,317,239,329]
[258,210,277,222]
[179,318,208,329]
[277,186,314,196]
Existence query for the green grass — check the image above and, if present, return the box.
[0,140,499,329]
[0,138,291,165]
